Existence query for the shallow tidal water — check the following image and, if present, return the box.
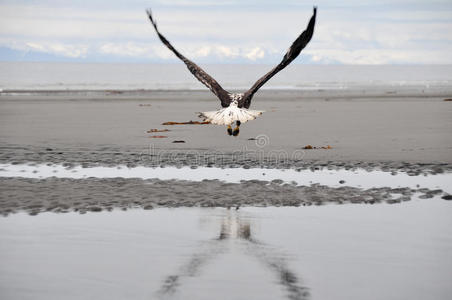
[1,163,451,193]
[1,199,451,300]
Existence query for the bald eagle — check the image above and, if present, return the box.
[147,7,316,136]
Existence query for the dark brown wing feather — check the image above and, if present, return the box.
[146,9,231,107]
[241,7,317,108]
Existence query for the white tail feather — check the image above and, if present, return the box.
[198,105,264,125]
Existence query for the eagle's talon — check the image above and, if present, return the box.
[232,127,240,136]
[227,125,233,135]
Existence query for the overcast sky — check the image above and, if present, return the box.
[1,0,452,64]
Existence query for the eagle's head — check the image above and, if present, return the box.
[229,93,244,106]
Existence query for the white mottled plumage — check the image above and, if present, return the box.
[198,93,264,126]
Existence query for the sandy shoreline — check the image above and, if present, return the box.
[1,90,452,165]
[1,89,451,215]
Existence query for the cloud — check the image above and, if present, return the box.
[0,1,452,63]
[99,43,152,57]
[245,47,265,60]
[2,40,88,58]
[305,48,452,64]
[98,42,266,61]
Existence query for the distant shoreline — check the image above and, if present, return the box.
[2,62,452,94]
[1,88,452,100]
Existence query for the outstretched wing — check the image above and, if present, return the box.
[241,7,317,108]
[146,10,231,107]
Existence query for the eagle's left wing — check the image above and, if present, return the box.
[147,10,232,107]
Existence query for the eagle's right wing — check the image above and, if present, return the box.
[241,7,317,108]
[147,10,231,107]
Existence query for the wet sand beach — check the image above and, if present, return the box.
[1,89,451,164]
[1,89,452,215]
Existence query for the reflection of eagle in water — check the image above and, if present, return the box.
[156,211,309,300]
[146,7,317,136]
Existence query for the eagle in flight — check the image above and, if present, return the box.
[147,7,316,136]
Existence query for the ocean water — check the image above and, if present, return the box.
[1,202,451,300]
[1,62,452,92]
